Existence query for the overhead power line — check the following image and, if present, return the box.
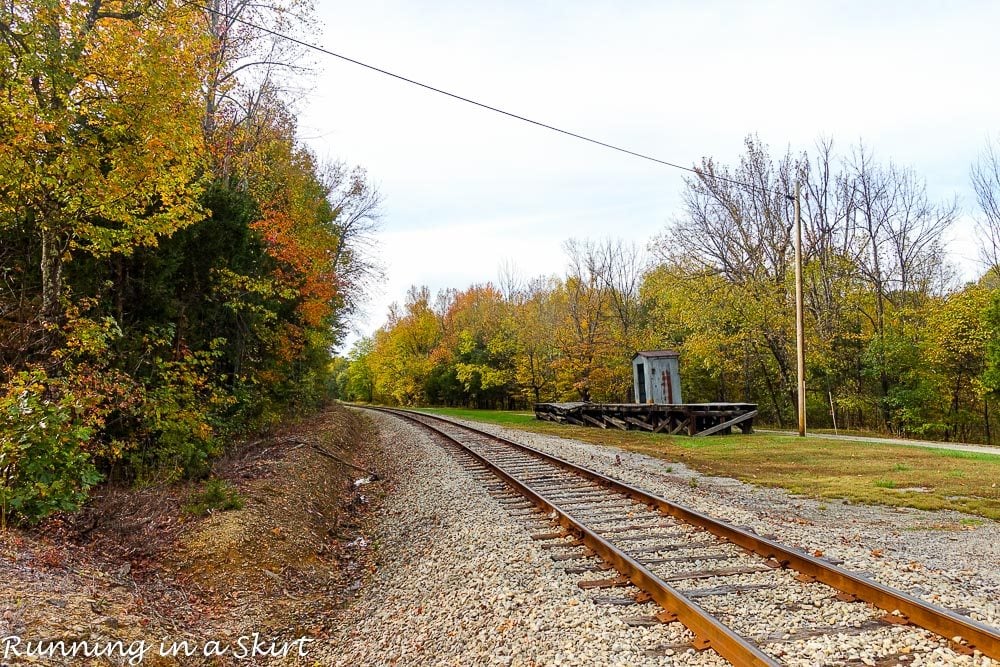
[191,2,787,198]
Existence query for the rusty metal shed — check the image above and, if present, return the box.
[632,350,682,405]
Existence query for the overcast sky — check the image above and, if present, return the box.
[295,0,1000,351]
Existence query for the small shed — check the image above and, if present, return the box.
[632,350,682,405]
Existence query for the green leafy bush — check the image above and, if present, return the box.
[124,331,231,484]
[0,371,102,526]
[135,354,224,482]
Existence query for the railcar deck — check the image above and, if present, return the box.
[534,401,758,436]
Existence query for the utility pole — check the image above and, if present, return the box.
[793,181,806,437]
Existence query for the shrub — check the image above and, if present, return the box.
[0,371,102,526]
[183,478,244,517]
[125,339,231,483]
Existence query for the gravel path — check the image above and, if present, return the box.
[324,412,998,666]
[326,412,728,666]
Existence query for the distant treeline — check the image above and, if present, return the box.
[339,136,1000,446]
[0,0,379,523]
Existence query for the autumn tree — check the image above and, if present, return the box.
[647,136,958,429]
[323,163,384,341]
[0,0,382,522]
[924,281,995,441]
[654,136,798,420]
[555,240,615,401]
[983,289,1000,420]
[436,284,517,408]
[0,0,209,322]
[198,0,314,173]
[588,238,649,359]
[512,277,563,403]
[641,263,756,408]
[342,337,376,402]
[367,287,442,405]
[845,146,956,430]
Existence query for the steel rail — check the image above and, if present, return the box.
[375,407,1000,661]
[374,407,779,666]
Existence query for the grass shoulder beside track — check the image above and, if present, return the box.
[415,407,1000,522]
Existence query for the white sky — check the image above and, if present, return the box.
[295,0,1000,351]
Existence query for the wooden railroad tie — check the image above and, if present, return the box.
[623,610,680,627]
[530,531,567,541]
[550,548,595,561]
[578,575,631,590]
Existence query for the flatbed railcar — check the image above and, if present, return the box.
[534,401,758,437]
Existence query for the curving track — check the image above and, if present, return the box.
[369,406,1000,666]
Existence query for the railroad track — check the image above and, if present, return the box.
[367,406,1000,666]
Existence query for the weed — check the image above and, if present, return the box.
[689,477,698,488]
[183,478,244,517]
[874,479,897,489]
[666,466,673,473]
[948,470,966,478]
[818,504,827,511]
[959,518,984,527]
[893,463,911,472]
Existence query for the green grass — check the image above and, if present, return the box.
[417,407,1000,521]
[183,478,244,517]
[927,448,1000,461]
[420,407,538,427]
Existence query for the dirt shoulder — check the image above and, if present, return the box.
[0,403,381,666]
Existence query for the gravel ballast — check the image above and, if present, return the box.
[325,411,998,666]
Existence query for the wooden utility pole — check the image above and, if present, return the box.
[793,181,806,436]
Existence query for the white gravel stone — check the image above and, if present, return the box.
[324,412,733,666]
[322,412,998,666]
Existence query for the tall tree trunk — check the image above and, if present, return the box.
[114,255,126,323]
[40,226,64,322]
[946,375,963,442]
[985,399,991,446]
[758,357,784,428]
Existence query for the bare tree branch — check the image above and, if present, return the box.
[972,137,1000,273]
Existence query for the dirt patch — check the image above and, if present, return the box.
[0,403,380,665]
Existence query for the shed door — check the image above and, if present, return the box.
[636,363,646,403]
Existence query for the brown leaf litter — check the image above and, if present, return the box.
[0,403,381,665]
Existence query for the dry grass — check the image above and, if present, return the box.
[420,408,1000,521]
[178,404,378,596]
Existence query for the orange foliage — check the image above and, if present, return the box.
[251,206,338,330]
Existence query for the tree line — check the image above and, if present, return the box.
[0,0,379,523]
[339,136,1000,447]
